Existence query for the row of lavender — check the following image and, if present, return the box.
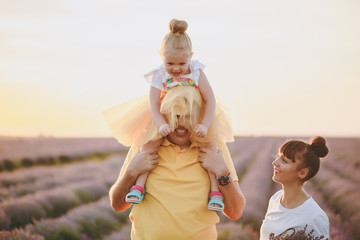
[0,137,127,171]
[1,196,129,240]
[0,154,118,202]
[0,154,131,239]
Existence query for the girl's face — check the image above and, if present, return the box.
[272,153,304,184]
[162,47,193,78]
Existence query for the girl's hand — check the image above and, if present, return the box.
[194,124,208,138]
[159,123,172,136]
[198,141,229,177]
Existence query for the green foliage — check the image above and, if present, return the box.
[1,178,18,188]
[218,229,231,239]
[0,151,116,172]
[2,159,18,171]
[0,152,114,172]
[0,208,10,230]
[79,217,117,240]
[0,229,45,240]
[21,158,35,167]
[45,195,81,218]
[73,183,108,204]
[73,189,94,203]
[30,220,80,240]
[37,157,56,165]
[50,227,80,240]
[113,212,128,224]
[3,200,47,229]
[57,155,72,164]
[217,223,258,240]
[14,189,31,197]
[14,207,45,229]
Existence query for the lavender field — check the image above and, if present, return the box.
[0,136,359,240]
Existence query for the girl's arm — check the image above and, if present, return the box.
[197,69,216,128]
[149,86,167,127]
[149,86,172,136]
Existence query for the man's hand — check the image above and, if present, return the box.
[198,141,228,177]
[127,149,159,177]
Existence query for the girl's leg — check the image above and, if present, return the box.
[208,171,219,193]
[126,172,148,201]
[134,172,149,189]
[127,138,163,201]
[208,171,223,208]
[203,140,224,210]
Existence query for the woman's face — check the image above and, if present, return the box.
[272,153,303,184]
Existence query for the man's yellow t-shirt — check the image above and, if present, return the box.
[119,138,238,240]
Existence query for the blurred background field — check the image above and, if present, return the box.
[0,136,358,240]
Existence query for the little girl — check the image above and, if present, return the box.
[103,19,234,212]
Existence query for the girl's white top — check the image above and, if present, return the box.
[260,189,329,240]
[144,60,205,90]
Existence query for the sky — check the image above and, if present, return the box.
[1,0,360,138]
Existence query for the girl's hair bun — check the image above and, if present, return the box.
[169,19,188,34]
[310,136,329,158]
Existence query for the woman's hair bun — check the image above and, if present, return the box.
[310,136,329,158]
[169,19,188,34]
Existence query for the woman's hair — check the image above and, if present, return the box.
[159,19,192,57]
[280,136,329,182]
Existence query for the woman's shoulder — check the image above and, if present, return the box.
[305,199,330,238]
[266,189,283,208]
[307,198,329,219]
[271,189,283,200]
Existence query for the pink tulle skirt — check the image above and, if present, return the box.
[102,86,234,147]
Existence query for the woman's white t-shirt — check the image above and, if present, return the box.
[260,189,329,240]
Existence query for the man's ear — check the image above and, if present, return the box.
[298,168,309,180]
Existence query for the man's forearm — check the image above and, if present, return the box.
[109,170,137,212]
[220,181,246,220]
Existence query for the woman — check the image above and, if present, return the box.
[260,136,329,240]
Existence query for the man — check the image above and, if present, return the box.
[109,88,246,240]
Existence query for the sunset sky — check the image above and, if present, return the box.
[1,0,359,138]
